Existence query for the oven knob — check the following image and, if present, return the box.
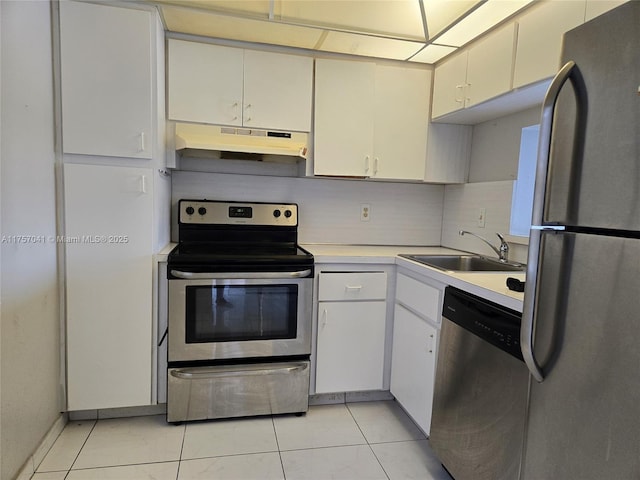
[185,206,195,215]
[284,209,292,218]
[273,209,281,218]
[198,207,207,216]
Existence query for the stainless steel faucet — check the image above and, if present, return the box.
[459,230,510,262]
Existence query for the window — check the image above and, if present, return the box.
[510,124,539,237]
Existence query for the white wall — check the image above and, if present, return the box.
[1,2,61,479]
[467,107,541,183]
[441,107,543,264]
[172,171,445,246]
[441,181,528,264]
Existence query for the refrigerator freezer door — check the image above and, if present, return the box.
[541,2,640,230]
[522,232,640,479]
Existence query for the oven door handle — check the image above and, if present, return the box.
[170,363,308,380]
[170,269,312,280]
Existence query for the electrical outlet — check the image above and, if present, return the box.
[477,207,486,227]
[360,204,371,222]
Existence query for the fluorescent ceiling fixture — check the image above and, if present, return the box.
[320,31,424,60]
[162,5,324,49]
[435,0,534,47]
[409,44,457,63]
[422,0,481,39]
[279,0,425,40]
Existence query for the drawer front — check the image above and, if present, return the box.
[318,272,387,301]
[167,361,310,422]
[396,273,442,323]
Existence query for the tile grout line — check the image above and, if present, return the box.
[63,419,99,478]
[175,421,187,480]
[271,415,288,480]
[345,402,392,480]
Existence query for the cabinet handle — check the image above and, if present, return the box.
[138,132,145,152]
[364,155,370,173]
[455,85,464,104]
[140,175,147,194]
[428,333,434,353]
[345,285,363,291]
[321,308,328,328]
[373,157,379,175]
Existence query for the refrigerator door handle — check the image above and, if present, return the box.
[531,60,586,227]
[522,228,546,382]
[523,61,586,383]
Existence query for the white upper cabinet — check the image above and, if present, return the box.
[314,59,376,177]
[243,50,313,132]
[431,51,468,119]
[59,1,153,158]
[168,39,313,132]
[585,0,627,21]
[465,23,516,108]
[432,23,516,119]
[373,65,431,181]
[168,40,244,127]
[314,58,431,180]
[513,1,586,89]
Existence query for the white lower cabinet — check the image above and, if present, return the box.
[391,272,444,434]
[315,272,387,393]
[65,163,154,411]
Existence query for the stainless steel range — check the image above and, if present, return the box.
[166,200,314,423]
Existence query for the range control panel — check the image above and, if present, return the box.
[178,200,298,227]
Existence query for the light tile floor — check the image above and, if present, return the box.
[32,401,452,480]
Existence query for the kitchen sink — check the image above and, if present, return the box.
[399,254,525,272]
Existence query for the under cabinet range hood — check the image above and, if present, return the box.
[171,122,309,163]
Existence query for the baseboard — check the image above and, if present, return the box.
[309,390,394,406]
[68,403,167,421]
[14,413,67,480]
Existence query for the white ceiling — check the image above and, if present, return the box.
[149,0,536,64]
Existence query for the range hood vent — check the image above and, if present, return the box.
[173,122,308,162]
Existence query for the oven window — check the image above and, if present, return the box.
[185,284,298,343]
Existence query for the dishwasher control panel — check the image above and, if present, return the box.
[442,287,523,361]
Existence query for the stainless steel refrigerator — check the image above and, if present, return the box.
[521,2,640,478]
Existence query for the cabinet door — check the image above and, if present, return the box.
[65,164,153,410]
[390,304,437,434]
[167,39,243,126]
[314,58,375,176]
[513,1,585,88]
[316,301,386,393]
[466,23,516,108]
[373,66,430,180]
[243,50,313,132]
[431,50,468,119]
[585,0,626,21]
[59,1,153,158]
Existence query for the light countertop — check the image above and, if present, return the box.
[303,244,525,312]
[157,242,525,311]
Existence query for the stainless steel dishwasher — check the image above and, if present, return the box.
[430,286,529,480]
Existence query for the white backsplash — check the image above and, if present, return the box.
[441,180,528,264]
[171,171,445,246]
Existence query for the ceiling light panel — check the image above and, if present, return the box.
[435,0,534,47]
[279,0,426,40]
[156,0,273,18]
[409,44,457,64]
[319,30,424,59]
[422,0,481,39]
[162,6,324,49]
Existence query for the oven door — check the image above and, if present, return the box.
[168,270,312,362]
